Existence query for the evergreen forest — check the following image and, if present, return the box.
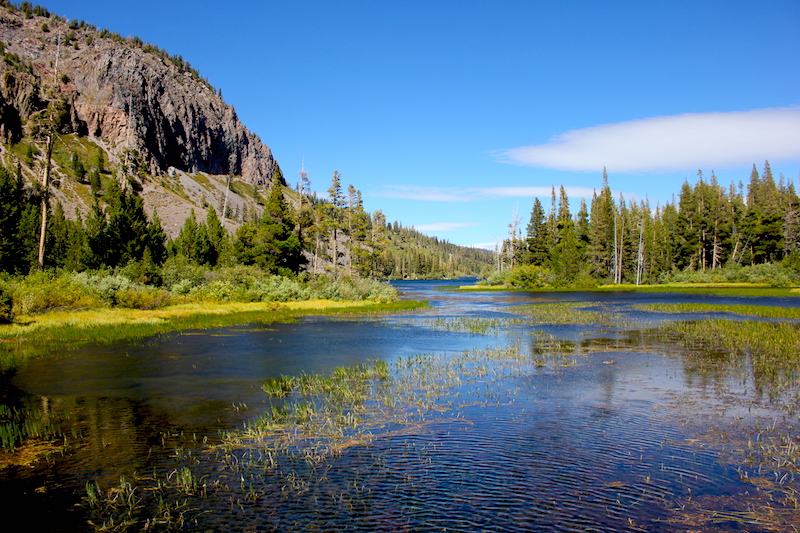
[494,163,800,288]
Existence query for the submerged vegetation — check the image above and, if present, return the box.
[2,283,800,530]
[58,303,800,531]
[76,340,588,530]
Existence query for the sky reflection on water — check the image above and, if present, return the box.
[2,281,799,532]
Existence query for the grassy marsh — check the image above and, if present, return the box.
[416,316,509,335]
[225,342,565,464]
[506,301,612,324]
[9,285,800,531]
[456,283,800,298]
[79,340,589,530]
[0,299,427,369]
[636,302,800,319]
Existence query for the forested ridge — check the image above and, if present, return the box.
[0,1,797,318]
[0,1,492,293]
[495,163,800,288]
[0,161,493,279]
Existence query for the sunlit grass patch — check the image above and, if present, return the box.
[605,284,800,297]
[0,300,428,369]
[454,283,800,297]
[419,316,509,335]
[636,302,800,320]
[506,302,610,324]
[276,299,426,315]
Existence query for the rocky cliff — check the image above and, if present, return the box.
[0,8,282,188]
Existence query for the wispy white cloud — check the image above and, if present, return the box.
[499,107,800,172]
[374,185,600,202]
[413,222,481,232]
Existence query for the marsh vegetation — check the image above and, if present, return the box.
[2,282,800,531]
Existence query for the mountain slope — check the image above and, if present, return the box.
[0,6,281,234]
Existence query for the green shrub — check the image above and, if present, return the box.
[11,272,103,314]
[733,263,795,286]
[506,264,556,289]
[114,287,171,309]
[306,275,398,302]
[569,269,599,288]
[662,263,797,287]
[0,281,13,323]
[188,280,247,302]
[484,270,511,286]
[251,276,310,302]
[71,272,133,304]
[161,255,210,291]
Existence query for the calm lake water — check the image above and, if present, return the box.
[1,280,799,532]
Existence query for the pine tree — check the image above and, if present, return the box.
[589,168,616,281]
[551,186,579,282]
[524,198,548,265]
[326,171,345,276]
[0,164,39,274]
[204,206,227,266]
[250,179,305,275]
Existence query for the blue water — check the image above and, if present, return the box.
[1,280,798,532]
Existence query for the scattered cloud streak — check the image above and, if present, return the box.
[499,107,800,172]
[374,185,600,202]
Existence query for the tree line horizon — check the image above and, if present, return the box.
[498,161,800,286]
[0,163,494,281]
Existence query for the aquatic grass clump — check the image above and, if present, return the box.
[224,340,587,467]
[668,417,800,530]
[420,316,508,335]
[83,468,209,532]
[660,318,800,413]
[262,375,295,397]
[0,403,65,452]
[636,302,800,320]
[507,302,611,325]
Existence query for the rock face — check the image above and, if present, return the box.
[0,10,283,187]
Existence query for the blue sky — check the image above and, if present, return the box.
[42,0,800,249]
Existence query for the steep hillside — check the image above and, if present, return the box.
[0,3,495,278]
[0,4,281,234]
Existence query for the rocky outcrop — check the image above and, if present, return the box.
[0,10,282,187]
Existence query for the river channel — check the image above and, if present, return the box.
[2,280,799,532]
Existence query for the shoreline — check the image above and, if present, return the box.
[0,299,428,365]
[452,282,800,297]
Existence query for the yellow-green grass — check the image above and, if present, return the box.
[0,300,427,367]
[661,318,800,402]
[455,283,800,297]
[506,302,610,324]
[636,303,800,319]
[666,319,800,362]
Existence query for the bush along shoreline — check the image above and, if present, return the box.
[0,265,414,363]
[0,264,399,317]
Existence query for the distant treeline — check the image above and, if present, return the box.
[0,164,493,281]
[497,162,800,286]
